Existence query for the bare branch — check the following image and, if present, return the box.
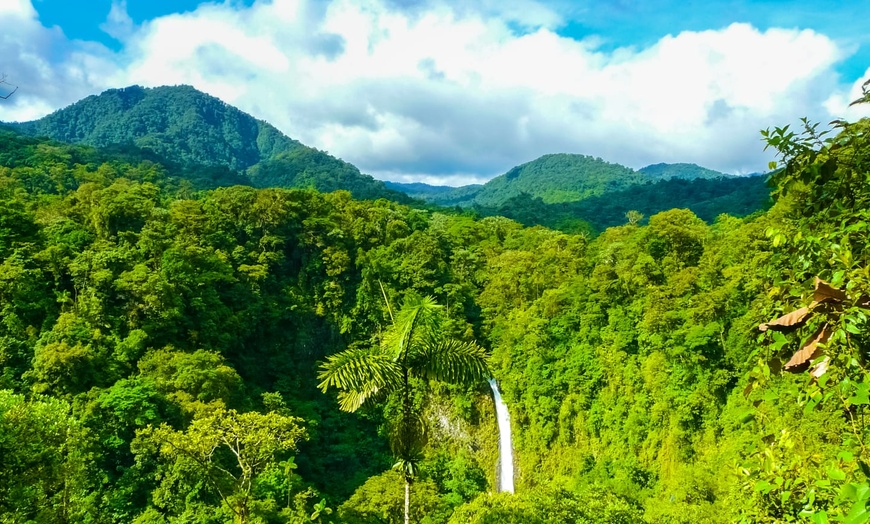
[0,74,18,100]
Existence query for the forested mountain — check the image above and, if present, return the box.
[388,170,769,235]
[386,156,768,232]
[6,86,767,227]
[6,85,410,202]
[10,85,298,171]
[383,180,483,202]
[387,158,739,208]
[482,173,769,233]
[404,153,644,208]
[637,162,733,180]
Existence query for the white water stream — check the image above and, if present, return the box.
[488,378,515,493]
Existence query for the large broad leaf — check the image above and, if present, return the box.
[813,277,847,304]
[759,307,811,332]
[784,324,831,372]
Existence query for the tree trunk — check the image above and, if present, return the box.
[404,478,410,524]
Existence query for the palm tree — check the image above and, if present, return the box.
[318,294,489,524]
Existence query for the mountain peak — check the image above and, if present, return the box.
[12,84,301,172]
[8,84,409,202]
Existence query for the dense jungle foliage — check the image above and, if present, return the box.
[2,91,870,524]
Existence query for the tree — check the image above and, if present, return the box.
[318,294,489,524]
[0,391,89,523]
[133,405,306,523]
[625,210,644,225]
[337,469,449,524]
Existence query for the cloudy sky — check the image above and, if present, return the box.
[1,0,869,185]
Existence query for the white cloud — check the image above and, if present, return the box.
[0,0,117,122]
[100,0,134,41]
[824,68,870,120]
[0,0,860,185]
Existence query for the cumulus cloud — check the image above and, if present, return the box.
[100,0,135,41]
[824,68,870,120]
[0,0,118,122]
[0,0,861,184]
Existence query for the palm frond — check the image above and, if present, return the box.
[384,294,441,361]
[317,348,401,412]
[411,338,490,386]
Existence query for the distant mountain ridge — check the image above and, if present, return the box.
[638,162,734,181]
[4,84,769,230]
[7,85,410,202]
[386,155,737,209]
[386,156,768,232]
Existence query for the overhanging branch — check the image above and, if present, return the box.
[0,74,18,100]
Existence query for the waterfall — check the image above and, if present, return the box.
[488,378,515,493]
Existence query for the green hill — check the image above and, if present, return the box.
[384,180,484,207]
[392,153,646,208]
[638,162,733,180]
[384,155,769,231]
[485,174,770,233]
[468,153,644,207]
[8,85,409,201]
[389,156,744,211]
[10,85,298,171]
[389,158,739,209]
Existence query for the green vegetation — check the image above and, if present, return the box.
[10,85,300,171]
[2,83,870,524]
[319,294,489,523]
[7,86,766,229]
[387,156,769,233]
[7,85,411,203]
[412,154,644,208]
[637,162,734,180]
[383,181,483,204]
[482,174,770,233]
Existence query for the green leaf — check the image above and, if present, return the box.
[849,383,870,406]
[810,510,830,524]
[829,468,847,481]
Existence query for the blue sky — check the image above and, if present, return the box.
[557,0,870,79]
[32,0,255,48]
[2,0,869,185]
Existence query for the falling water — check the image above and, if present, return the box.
[488,378,515,493]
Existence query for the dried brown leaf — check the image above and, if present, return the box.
[759,307,811,332]
[784,324,831,372]
[813,277,847,304]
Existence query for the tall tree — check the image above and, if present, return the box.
[318,294,489,524]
